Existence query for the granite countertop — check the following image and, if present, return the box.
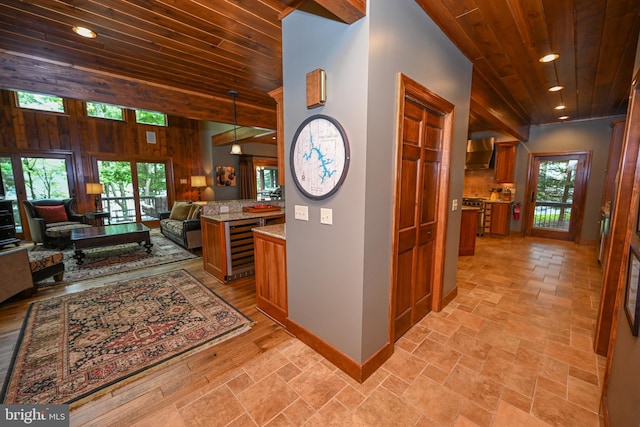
[252,223,285,240]
[461,206,481,211]
[485,200,514,204]
[201,209,285,222]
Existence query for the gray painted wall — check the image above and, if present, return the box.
[199,121,277,201]
[512,117,623,242]
[282,0,472,363]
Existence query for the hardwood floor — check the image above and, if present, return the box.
[0,235,605,426]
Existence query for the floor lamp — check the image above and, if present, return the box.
[86,182,104,212]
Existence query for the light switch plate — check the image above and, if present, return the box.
[220,205,229,213]
[452,199,458,211]
[295,205,309,221]
[320,208,332,225]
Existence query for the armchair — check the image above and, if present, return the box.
[22,198,91,248]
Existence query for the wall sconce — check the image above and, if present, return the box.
[306,68,326,109]
[86,182,104,212]
[191,175,206,201]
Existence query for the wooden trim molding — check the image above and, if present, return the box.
[285,319,393,383]
[442,286,458,308]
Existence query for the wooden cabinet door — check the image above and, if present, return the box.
[201,217,226,282]
[489,203,510,236]
[458,209,478,255]
[495,142,518,183]
[254,233,287,325]
[393,98,442,339]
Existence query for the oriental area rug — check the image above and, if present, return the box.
[0,270,253,406]
[32,230,198,285]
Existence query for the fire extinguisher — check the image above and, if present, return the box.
[513,203,521,220]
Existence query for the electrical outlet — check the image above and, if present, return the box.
[320,208,333,225]
[294,205,309,221]
[220,205,229,213]
[452,199,458,211]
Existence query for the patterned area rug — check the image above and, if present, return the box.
[33,230,198,285]
[0,270,252,406]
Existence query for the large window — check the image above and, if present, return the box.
[21,157,71,199]
[86,102,124,120]
[16,91,65,113]
[135,109,166,126]
[0,157,21,232]
[97,160,169,223]
[254,159,280,201]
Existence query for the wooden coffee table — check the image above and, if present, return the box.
[71,223,153,265]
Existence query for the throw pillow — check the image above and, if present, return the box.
[169,202,192,220]
[187,204,201,220]
[35,205,69,223]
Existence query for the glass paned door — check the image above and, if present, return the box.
[97,160,169,224]
[0,156,21,232]
[525,153,590,242]
[137,162,168,220]
[533,159,577,231]
[98,160,135,224]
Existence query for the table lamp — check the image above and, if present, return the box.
[191,175,206,201]
[86,182,104,212]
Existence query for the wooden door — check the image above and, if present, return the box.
[523,152,590,242]
[391,74,454,341]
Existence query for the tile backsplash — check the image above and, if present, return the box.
[463,169,515,198]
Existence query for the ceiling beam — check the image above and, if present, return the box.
[0,50,277,129]
[312,0,366,23]
[212,127,276,146]
[471,70,530,141]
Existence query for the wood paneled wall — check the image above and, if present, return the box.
[0,89,202,214]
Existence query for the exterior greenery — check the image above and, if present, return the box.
[87,102,124,120]
[97,160,167,222]
[17,91,64,113]
[21,157,70,199]
[135,109,166,126]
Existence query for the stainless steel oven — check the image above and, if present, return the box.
[462,197,486,236]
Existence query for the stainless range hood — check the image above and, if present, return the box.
[465,137,495,169]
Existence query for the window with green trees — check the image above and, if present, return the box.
[135,109,166,126]
[97,160,168,223]
[0,157,22,231]
[16,91,65,113]
[86,102,124,120]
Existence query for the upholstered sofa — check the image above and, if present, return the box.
[22,198,92,248]
[159,202,202,250]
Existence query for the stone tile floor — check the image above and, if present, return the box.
[133,236,605,426]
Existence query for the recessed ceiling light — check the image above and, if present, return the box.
[554,104,566,110]
[539,53,559,63]
[548,85,564,92]
[72,26,97,39]
[558,115,570,120]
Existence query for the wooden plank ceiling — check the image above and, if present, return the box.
[0,0,637,143]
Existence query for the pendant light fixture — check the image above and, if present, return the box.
[228,90,242,155]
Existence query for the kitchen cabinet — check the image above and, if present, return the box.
[0,200,19,249]
[253,226,287,325]
[459,208,478,256]
[494,141,518,183]
[486,202,512,236]
[201,216,226,282]
[202,212,285,282]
